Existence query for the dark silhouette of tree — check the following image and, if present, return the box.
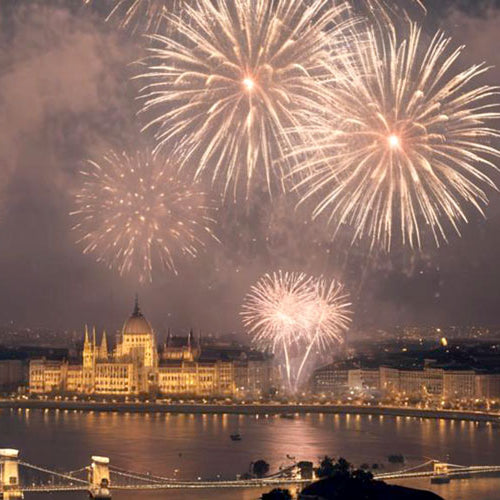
[316,456,335,478]
[261,488,292,500]
[253,459,270,478]
[331,457,352,481]
[301,457,443,500]
[316,457,372,481]
[352,468,374,484]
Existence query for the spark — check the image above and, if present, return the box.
[353,0,426,22]
[137,0,353,198]
[84,0,178,34]
[290,24,500,250]
[71,149,219,282]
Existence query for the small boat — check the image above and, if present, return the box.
[230,433,242,441]
[280,413,295,419]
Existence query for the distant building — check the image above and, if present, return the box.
[309,365,348,395]
[311,361,500,401]
[398,367,443,397]
[475,373,500,400]
[29,298,275,398]
[379,366,399,394]
[442,369,475,399]
[347,369,380,391]
[0,360,24,391]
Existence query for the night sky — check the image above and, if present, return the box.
[0,0,499,336]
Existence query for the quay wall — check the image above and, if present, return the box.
[1,400,500,422]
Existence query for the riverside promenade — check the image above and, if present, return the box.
[2,399,500,423]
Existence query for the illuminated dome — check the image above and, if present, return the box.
[122,296,153,335]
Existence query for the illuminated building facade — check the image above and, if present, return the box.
[312,363,500,400]
[29,299,275,398]
[347,369,380,391]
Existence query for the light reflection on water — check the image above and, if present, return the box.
[1,409,499,500]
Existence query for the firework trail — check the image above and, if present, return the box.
[241,272,352,391]
[294,277,352,389]
[290,23,500,250]
[83,0,179,34]
[137,0,353,198]
[353,0,425,19]
[71,149,219,282]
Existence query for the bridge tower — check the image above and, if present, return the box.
[431,462,451,484]
[88,456,111,499]
[0,449,23,499]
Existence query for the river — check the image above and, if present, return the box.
[1,408,499,499]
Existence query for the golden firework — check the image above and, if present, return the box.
[137,0,353,198]
[71,149,219,282]
[291,24,500,249]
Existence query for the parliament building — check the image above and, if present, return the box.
[29,298,276,398]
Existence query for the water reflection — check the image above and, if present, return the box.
[1,409,499,500]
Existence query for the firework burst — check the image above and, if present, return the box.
[291,24,500,250]
[241,271,352,391]
[137,0,353,197]
[71,149,219,282]
[241,271,314,348]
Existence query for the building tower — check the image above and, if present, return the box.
[98,331,108,361]
[115,296,158,393]
[83,325,95,369]
[83,325,96,392]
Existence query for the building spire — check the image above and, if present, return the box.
[84,325,89,345]
[132,293,142,317]
[99,331,108,361]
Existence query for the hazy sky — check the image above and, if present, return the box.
[0,0,500,337]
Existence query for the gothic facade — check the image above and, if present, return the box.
[29,299,275,398]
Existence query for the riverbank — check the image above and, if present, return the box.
[1,399,500,422]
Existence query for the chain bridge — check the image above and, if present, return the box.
[1,448,500,498]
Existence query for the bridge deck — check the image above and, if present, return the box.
[9,462,500,492]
